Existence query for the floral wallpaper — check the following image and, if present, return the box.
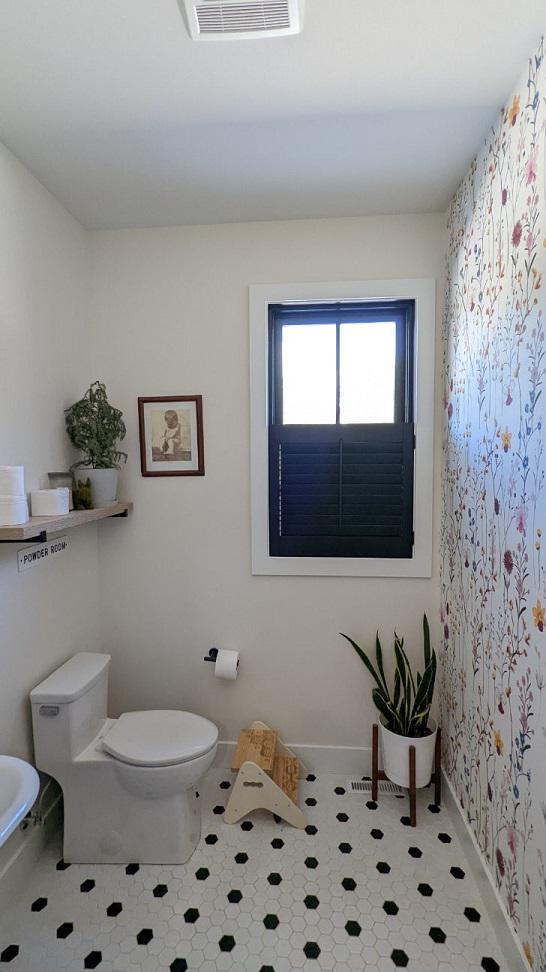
[441,40,546,969]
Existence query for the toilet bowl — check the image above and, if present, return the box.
[30,652,218,864]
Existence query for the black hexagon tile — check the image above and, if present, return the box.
[391,948,409,967]
[83,951,102,969]
[170,960,188,972]
[30,897,47,911]
[450,865,465,879]
[418,882,433,896]
[383,900,399,915]
[481,959,500,972]
[0,945,19,963]
[152,882,168,897]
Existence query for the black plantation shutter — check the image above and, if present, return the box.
[269,423,414,558]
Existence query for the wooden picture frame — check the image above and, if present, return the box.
[138,395,204,477]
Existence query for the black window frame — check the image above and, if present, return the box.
[268,299,415,559]
[269,300,414,427]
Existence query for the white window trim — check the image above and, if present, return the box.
[249,278,435,577]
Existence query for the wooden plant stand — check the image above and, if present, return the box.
[224,721,307,829]
[371,723,442,827]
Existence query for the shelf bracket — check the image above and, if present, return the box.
[0,530,48,545]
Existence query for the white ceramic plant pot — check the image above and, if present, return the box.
[86,468,119,508]
[380,718,437,789]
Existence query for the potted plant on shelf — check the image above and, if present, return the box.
[341,615,437,788]
[65,381,127,509]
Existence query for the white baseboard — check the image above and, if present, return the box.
[442,770,528,971]
[214,740,372,776]
[0,783,61,913]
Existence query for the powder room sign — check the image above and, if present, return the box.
[17,535,69,573]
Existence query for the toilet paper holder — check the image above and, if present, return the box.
[203,648,219,664]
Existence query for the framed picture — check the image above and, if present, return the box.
[138,395,205,477]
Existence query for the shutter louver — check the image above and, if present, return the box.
[269,424,414,558]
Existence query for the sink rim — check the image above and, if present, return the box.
[0,755,40,847]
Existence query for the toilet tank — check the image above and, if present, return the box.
[31,653,111,770]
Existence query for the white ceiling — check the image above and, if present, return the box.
[0,0,544,229]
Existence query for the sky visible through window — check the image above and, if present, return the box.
[281,321,396,424]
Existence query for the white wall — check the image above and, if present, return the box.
[88,214,445,747]
[0,142,101,760]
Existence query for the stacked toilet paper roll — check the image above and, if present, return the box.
[0,466,29,525]
[30,488,70,516]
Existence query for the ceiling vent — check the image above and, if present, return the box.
[180,0,303,41]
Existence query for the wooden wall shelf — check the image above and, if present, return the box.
[0,502,133,543]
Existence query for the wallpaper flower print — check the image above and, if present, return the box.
[441,40,546,968]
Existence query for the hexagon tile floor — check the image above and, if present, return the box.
[0,769,510,972]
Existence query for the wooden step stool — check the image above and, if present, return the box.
[224,721,307,829]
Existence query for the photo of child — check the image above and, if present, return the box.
[151,408,191,462]
[139,395,204,477]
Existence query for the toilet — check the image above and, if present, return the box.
[30,652,218,864]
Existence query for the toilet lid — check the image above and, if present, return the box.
[101,710,218,767]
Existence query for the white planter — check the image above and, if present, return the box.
[380,718,437,789]
[85,468,119,508]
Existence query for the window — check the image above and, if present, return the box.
[249,279,435,578]
[268,301,415,558]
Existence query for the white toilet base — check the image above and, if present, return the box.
[59,748,215,864]
[64,786,201,865]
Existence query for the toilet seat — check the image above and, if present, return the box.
[101,710,218,767]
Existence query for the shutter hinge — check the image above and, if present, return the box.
[411,530,415,547]
[413,433,416,450]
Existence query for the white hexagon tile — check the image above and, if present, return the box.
[0,770,509,971]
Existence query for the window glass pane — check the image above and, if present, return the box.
[339,321,396,423]
[282,323,336,424]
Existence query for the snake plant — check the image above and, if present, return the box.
[340,615,436,737]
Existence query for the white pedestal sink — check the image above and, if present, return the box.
[0,756,40,847]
